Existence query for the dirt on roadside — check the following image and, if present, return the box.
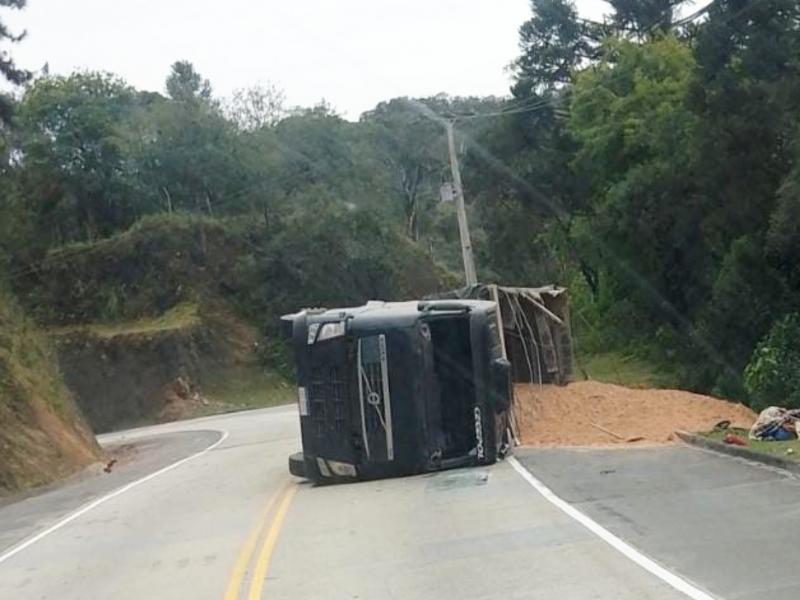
[515,380,756,446]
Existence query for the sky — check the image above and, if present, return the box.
[1,0,613,119]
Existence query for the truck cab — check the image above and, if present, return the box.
[283,299,512,484]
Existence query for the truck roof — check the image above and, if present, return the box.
[282,299,496,330]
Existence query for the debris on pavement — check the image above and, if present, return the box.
[723,432,748,446]
[515,380,756,446]
[590,422,643,443]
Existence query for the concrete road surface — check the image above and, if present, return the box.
[0,406,794,599]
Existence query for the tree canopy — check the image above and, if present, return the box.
[3,1,800,408]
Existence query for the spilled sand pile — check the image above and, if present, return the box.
[515,380,756,446]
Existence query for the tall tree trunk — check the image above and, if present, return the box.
[406,201,418,241]
[402,165,424,241]
[162,187,173,214]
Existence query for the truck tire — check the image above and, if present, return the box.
[288,452,306,478]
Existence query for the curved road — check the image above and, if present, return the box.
[1,405,792,599]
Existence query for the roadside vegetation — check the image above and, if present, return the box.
[0,289,100,493]
[198,366,296,415]
[701,428,800,463]
[576,352,678,390]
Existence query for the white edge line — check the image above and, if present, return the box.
[0,429,229,566]
[507,456,717,600]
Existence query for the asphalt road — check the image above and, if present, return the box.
[516,446,800,600]
[0,406,795,599]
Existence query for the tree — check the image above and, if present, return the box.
[226,83,285,130]
[688,0,800,258]
[745,314,800,410]
[766,154,800,290]
[569,36,703,324]
[14,72,141,243]
[165,60,212,103]
[361,98,445,240]
[128,92,253,218]
[608,0,686,38]
[0,0,31,122]
[512,0,598,97]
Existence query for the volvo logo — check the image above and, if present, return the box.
[474,406,485,460]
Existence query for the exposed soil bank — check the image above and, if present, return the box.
[0,292,101,495]
[50,305,261,433]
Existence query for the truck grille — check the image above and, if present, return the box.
[357,334,394,461]
[309,366,348,437]
[360,361,386,434]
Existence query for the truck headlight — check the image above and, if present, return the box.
[316,321,346,342]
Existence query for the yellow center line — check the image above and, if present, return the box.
[223,485,286,600]
[247,484,299,600]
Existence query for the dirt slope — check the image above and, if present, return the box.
[0,292,101,494]
[50,303,263,433]
[516,380,756,446]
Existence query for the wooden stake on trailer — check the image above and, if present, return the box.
[490,284,520,446]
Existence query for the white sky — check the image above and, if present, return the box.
[2,0,612,119]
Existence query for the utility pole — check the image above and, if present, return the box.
[445,120,478,286]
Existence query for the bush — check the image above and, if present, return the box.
[744,314,800,410]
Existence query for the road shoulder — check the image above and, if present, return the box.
[0,430,222,556]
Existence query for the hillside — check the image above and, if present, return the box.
[18,212,456,327]
[0,291,101,494]
[48,300,301,432]
[13,213,456,433]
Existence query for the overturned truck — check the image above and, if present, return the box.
[283,285,571,484]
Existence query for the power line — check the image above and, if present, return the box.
[453,98,557,121]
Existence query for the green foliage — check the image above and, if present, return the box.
[499,0,800,399]
[361,98,446,240]
[225,83,286,131]
[24,213,244,324]
[0,287,98,492]
[165,60,212,103]
[766,145,800,290]
[513,0,598,95]
[0,0,31,122]
[199,365,295,412]
[577,351,678,389]
[701,428,800,461]
[233,198,455,323]
[701,237,790,375]
[569,36,704,325]
[745,314,800,410]
[14,73,141,243]
[2,0,800,406]
[127,90,250,217]
[608,0,685,38]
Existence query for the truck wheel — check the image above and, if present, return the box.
[288,452,306,478]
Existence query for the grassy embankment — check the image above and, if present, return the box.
[701,427,800,462]
[577,351,680,389]
[0,290,101,494]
